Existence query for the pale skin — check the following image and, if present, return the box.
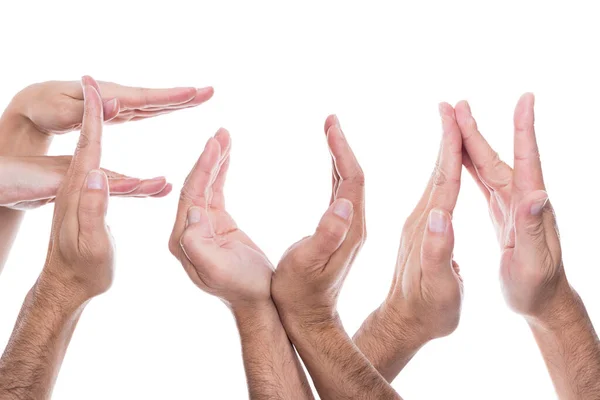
[0,76,120,399]
[0,79,213,272]
[454,93,600,399]
[271,116,401,400]
[352,104,464,382]
[168,130,314,400]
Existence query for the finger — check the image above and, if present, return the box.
[454,100,512,192]
[66,78,104,194]
[211,129,231,210]
[117,177,168,197]
[421,209,456,281]
[324,114,341,204]
[169,138,221,255]
[140,87,216,111]
[178,206,218,278]
[107,177,141,194]
[513,93,545,192]
[99,82,212,109]
[300,198,354,266]
[78,170,109,239]
[427,103,463,212]
[149,183,173,198]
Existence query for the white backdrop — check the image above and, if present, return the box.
[1,1,599,399]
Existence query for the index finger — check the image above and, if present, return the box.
[513,93,545,192]
[427,103,463,212]
[66,76,104,190]
[98,81,212,109]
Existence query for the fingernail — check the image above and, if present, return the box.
[428,209,447,233]
[333,199,353,220]
[188,207,202,225]
[333,114,341,128]
[87,170,105,190]
[104,98,118,113]
[530,197,548,216]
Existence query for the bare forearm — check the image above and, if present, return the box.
[286,315,401,400]
[353,302,426,382]
[528,283,600,399]
[234,301,314,400]
[0,106,51,273]
[0,274,85,400]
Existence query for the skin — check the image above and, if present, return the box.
[454,93,600,399]
[0,76,117,399]
[168,131,314,400]
[0,78,213,273]
[272,116,401,400]
[352,104,464,381]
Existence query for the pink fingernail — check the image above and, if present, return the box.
[428,209,447,233]
[187,207,202,225]
[333,199,353,220]
[87,170,105,190]
[530,197,548,216]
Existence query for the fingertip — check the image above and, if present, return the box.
[103,98,120,121]
[324,114,340,133]
[438,102,456,120]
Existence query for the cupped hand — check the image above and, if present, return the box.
[386,104,464,340]
[0,156,171,210]
[455,94,565,319]
[169,129,274,310]
[6,79,214,135]
[271,115,365,325]
[41,76,117,301]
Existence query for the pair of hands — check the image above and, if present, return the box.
[0,79,215,210]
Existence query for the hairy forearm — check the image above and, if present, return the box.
[234,301,314,400]
[0,274,85,400]
[0,106,51,273]
[285,314,402,400]
[528,283,600,399]
[353,301,427,382]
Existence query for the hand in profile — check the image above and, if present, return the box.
[169,129,274,309]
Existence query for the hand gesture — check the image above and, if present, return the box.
[169,130,273,309]
[455,94,565,318]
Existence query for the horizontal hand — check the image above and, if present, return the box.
[6,79,214,136]
[0,155,171,210]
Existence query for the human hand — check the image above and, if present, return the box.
[40,76,118,303]
[4,79,213,136]
[168,129,274,310]
[0,155,171,210]
[384,103,464,341]
[455,94,567,320]
[271,115,365,326]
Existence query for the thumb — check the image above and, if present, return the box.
[421,209,456,281]
[301,198,354,264]
[180,206,215,264]
[78,169,109,237]
[514,190,551,254]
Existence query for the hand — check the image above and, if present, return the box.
[455,94,566,319]
[169,129,274,310]
[0,156,171,210]
[5,79,213,136]
[40,76,117,302]
[272,115,365,325]
[385,103,464,341]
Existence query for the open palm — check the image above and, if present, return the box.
[170,129,273,307]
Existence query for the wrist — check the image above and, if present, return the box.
[526,278,586,332]
[380,297,432,345]
[36,269,91,312]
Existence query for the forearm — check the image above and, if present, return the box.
[0,106,51,273]
[286,314,401,400]
[0,274,86,400]
[234,301,314,400]
[353,301,427,382]
[527,283,600,399]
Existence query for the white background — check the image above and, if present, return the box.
[0,1,599,399]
